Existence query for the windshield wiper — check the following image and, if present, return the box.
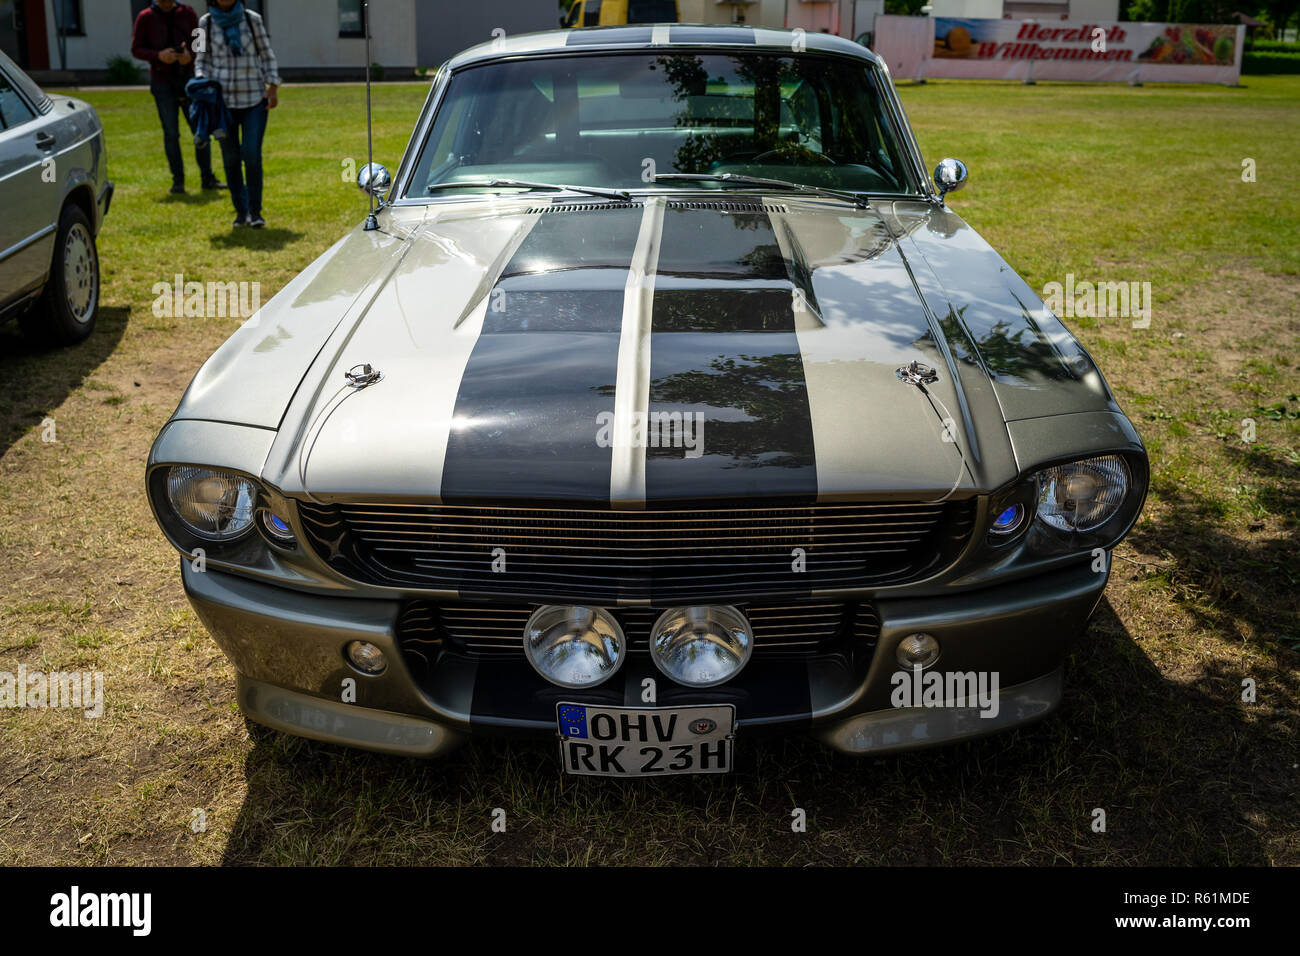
[653,173,869,209]
[427,178,631,201]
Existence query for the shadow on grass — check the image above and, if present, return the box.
[154,190,226,207]
[218,597,1293,865]
[0,305,129,458]
[209,227,304,252]
[1128,444,1299,649]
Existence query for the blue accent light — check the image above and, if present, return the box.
[992,503,1024,535]
[261,510,296,543]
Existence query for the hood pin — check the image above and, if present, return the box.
[345,363,382,388]
[896,360,939,387]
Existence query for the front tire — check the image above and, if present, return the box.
[20,204,100,346]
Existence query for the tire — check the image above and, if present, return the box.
[19,203,100,346]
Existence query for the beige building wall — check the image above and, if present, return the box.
[677,0,789,28]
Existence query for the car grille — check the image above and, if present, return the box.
[396,600,881,668]
[299,498,975,603]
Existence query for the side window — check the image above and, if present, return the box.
[0,70,38,131]
[425,94,470,181]
[583,1,601,26]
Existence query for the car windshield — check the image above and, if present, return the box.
[407,52,917,198]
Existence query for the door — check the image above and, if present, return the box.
[0,61,56,306]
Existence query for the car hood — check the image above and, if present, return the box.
[184,197,1115,505]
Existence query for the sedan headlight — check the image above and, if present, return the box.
[1035,455,1130,532]
[165,466,257,540]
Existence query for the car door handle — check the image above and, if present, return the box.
[35,131,55,149]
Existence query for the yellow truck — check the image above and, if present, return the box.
[561,1,680,28]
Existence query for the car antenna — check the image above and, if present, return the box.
[363,0,378,232]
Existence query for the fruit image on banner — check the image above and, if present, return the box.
[933,19,981,59]
[1139,25,1237,65]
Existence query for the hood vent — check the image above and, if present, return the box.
[527,201,643,214]
[664,199,789,214]
[526,199,790,215]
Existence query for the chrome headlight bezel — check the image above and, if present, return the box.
[649,605,754,688]
[1022,451,1147,555]
[165,465,259,541]
[523,604,627,689]
[1035,454,1131,533]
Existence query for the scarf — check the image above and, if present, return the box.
[210,2,246,56]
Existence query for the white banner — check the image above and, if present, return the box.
[875,16,1245,85]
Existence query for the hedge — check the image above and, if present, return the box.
[1242,50,1300,74]
[1248,40,1300,53]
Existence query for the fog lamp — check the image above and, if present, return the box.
[523,605,625,688]
[345,640,387,675]
[895,632,941,669]
[649,605,752,688]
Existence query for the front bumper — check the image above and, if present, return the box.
[184,556,1109,759]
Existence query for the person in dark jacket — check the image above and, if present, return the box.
[131,0,225,194]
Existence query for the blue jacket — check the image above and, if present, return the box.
[185,76,231,148]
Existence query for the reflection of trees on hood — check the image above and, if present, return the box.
[975,320,1074,382]
[647,352,816,469]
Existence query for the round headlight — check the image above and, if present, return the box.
[523,605,625,688]
[166,466,257,540]
[1035,455,1130,532]
[649,605,752,688]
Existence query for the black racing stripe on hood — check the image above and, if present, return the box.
[644,206,818,504]
[438,206,646,504]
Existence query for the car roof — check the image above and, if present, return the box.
[446,24,882,71]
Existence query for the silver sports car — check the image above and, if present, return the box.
[0,49,112,346]
[147,26,1147,775]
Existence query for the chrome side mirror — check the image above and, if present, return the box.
[357,162,392,198]
[933,158,968,204]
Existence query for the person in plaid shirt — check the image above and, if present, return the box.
[194,0,282,228]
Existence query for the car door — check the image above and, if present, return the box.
[0,61,58,309]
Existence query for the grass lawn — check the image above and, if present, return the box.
[0,77,1296,866]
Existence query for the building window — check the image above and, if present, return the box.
[339,0,365,38]
[55,0,84,37]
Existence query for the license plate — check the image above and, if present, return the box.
[556,702,735,777]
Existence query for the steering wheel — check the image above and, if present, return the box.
[751,144,835,166]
